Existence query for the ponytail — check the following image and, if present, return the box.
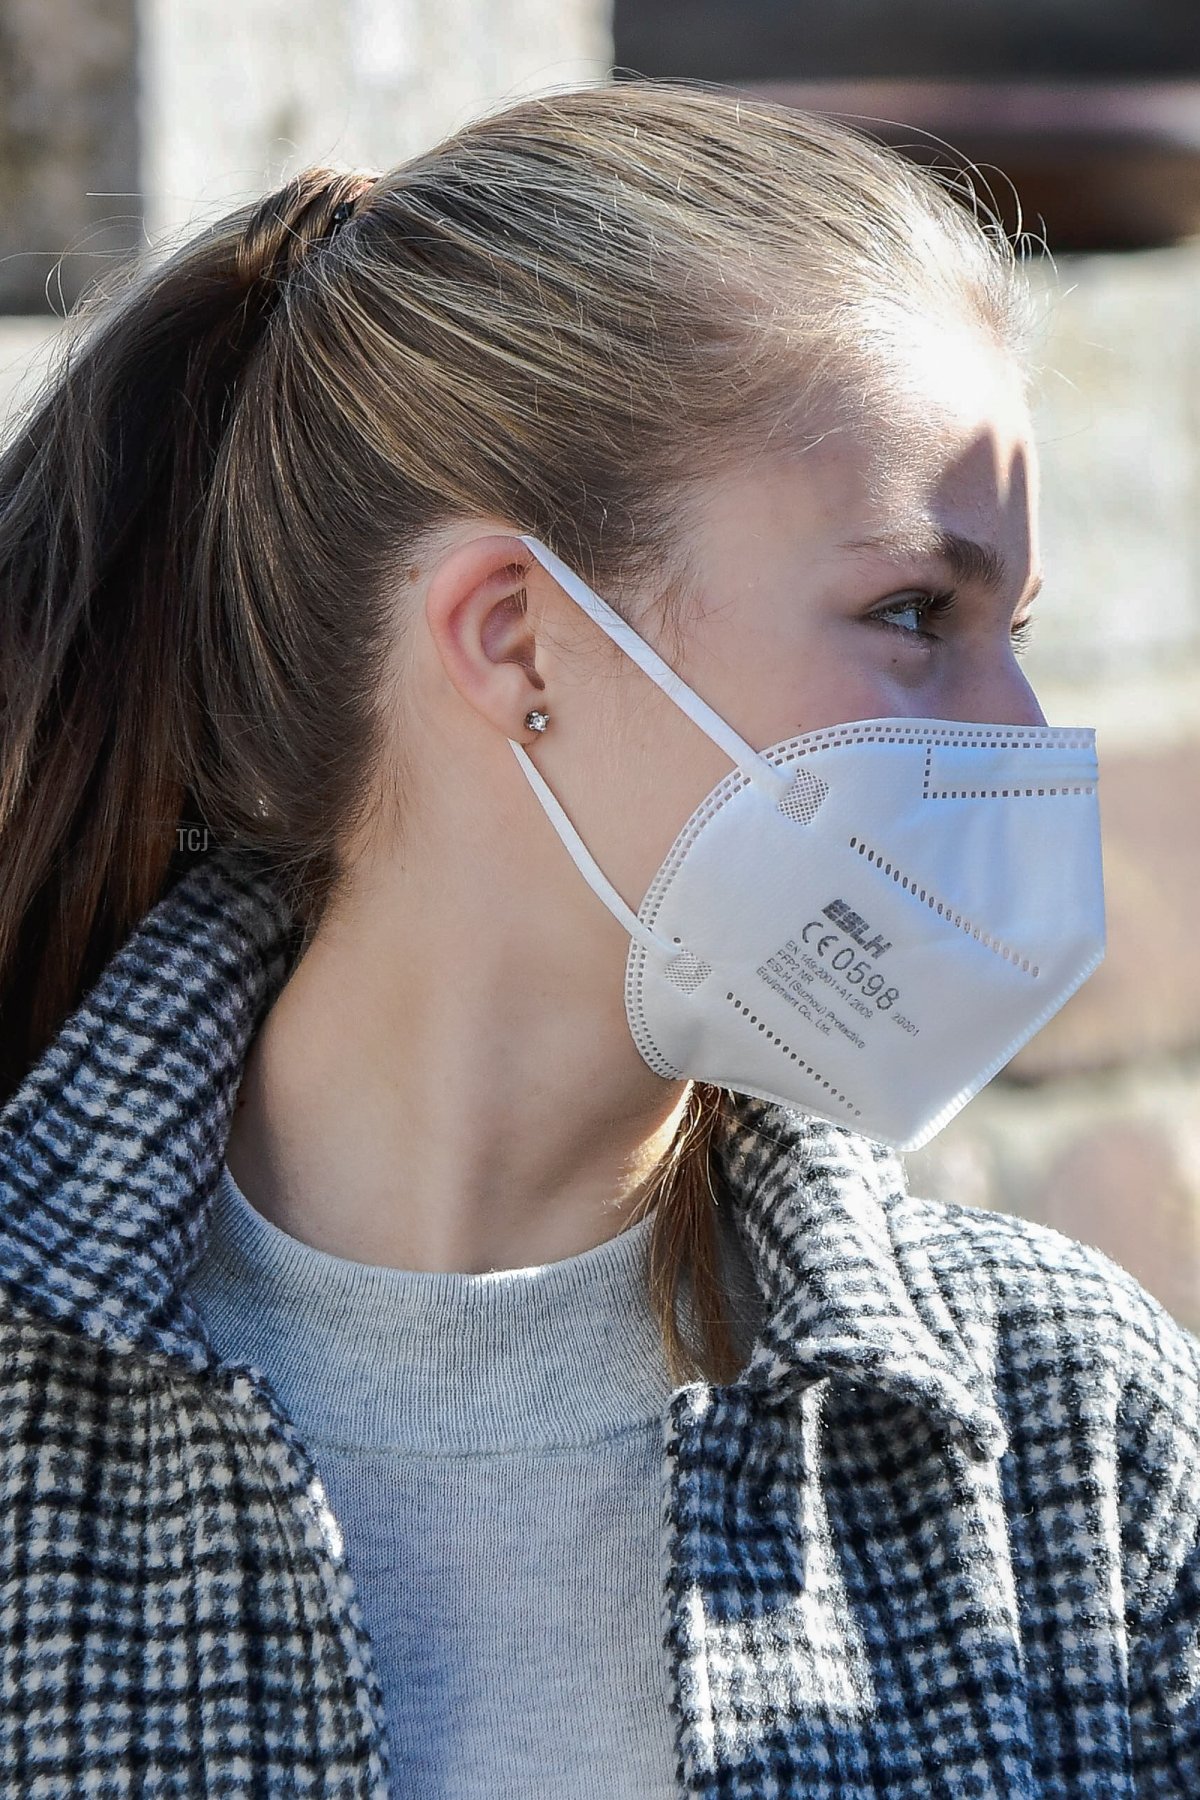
[0,168,378,1102]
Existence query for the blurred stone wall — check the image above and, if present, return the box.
[0,0,139,315]
[139,0,612,243]
[905,241,1200,1336]
[0,0,611,423]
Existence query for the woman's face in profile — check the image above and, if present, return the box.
[539,321,1049,913]
[674,325,1043,742]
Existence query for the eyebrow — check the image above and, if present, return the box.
[843,527,1043,604]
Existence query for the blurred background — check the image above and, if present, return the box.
[0,1,1197,1332]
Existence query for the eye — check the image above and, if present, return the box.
[1010,615,1035,658]
[869,589,957,642]
[877,597,926,634]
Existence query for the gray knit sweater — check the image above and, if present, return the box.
[188,1162,765,1797]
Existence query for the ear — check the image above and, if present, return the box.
[423,533,551,743]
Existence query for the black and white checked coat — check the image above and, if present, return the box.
[1,847,1197,1798]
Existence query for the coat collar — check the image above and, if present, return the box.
[0,849,1007,1460]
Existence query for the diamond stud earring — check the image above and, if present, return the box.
[524,709,550,733]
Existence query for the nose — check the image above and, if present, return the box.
[953,650,1047,729]
[1002,660,1047,728]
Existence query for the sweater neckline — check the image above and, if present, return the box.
[189,1162,760,1453]
[193,1166,766,1447]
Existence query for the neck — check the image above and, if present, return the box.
[223,845,693,1275]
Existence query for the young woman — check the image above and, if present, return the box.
[0,83,1195,1799]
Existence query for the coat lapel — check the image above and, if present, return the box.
[0,850,297,1367]
[714,1101,1008,1458]
[664,1102,1029,1796]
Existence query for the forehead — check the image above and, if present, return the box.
[843,321,1036,520]
[678,327,1038,595]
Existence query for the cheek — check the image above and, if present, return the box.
[778,669,908,736]
[705,623,918,743]
[572,666,735,904]
[677,616,817,744]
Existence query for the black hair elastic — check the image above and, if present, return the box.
[328,199,355,237]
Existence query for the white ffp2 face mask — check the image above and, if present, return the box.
[508,535,1106,1152]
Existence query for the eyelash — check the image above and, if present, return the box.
[1010,616,1034,656]
[871,590,1035,658]
[870,589,957,643]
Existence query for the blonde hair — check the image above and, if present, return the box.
[0,82,1029,1384]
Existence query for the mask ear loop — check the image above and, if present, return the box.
[508,739,675,960]
[518,535,792,803]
